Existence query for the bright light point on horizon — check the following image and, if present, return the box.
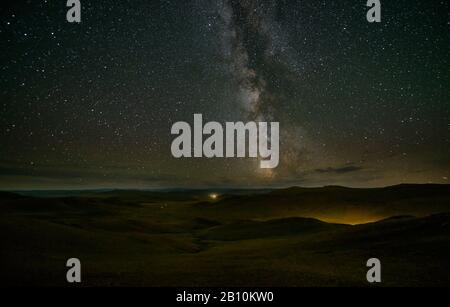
[209,193,219,200]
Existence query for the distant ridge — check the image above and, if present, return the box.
[281,183,450,191]
[0,191,27,200]
[269,183,450,196]
[195,184,450,224]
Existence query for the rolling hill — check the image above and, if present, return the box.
[0,184,449,286]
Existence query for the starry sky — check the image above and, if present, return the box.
[0,0,449,189]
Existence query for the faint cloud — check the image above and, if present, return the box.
[314,165,364,174]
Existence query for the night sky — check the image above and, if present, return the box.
[0,0,449,189]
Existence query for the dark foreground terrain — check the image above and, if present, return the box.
[1,184,449,286]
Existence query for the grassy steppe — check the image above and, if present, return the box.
[1,184,449,286]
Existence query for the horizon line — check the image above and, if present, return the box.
[2,182,449,193]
